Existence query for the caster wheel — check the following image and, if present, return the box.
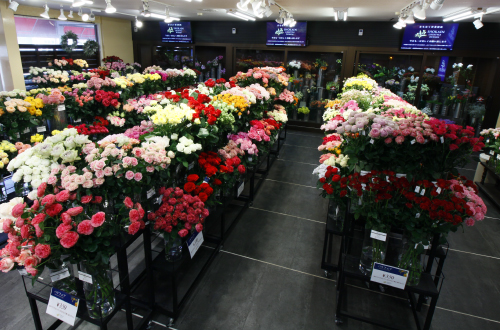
[167,318,174,327]
[335,317,343,325]
[324,270,332,278]
[145,320,154,330]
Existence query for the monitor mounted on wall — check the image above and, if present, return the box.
[160,21,192,43]
[266,21,307,47]
[401,23,458,51]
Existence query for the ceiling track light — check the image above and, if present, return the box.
[430,0,445,11]
[164,7,173,23]
[135,16,143,27]
[105,0,116,14]
[333,8,348,21]
[89,10,95,21]
[141,0,151,17]
[8,0,19,12]
[405,12,415,24]
[68,10,73,18]
[82,10,89,21]
[412,3,426,20]
[59,6,67,20]
[40,4,50,19]
[473,15,483,29]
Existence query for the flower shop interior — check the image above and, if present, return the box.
[0,0,500,329]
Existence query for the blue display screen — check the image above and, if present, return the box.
[160,22,192,43]
[401,23,458,51]
[266,21,307,47]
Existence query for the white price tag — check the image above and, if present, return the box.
[487,139,490,143]
[436,187,442,194]
[370,139,374,144]
[414,186,421,193]
[361,131,366,136]
[415,213,420,218]
[490,150,494,155]
[370,230,387,242]
[46,288,79,326]
[16,133,20,139]
[167,87,171,91]
[78,271,92,284]
[57,104,66,111]
[118,91,122,95]
[411,139,416,145]
[187,230,204,259]
[147,188,155,199]
[246,123,249,127]
[420,189,425,196]
[50,268,70,282]
[415,243,429,249]
[497,155,500,160]
[23,128,31,134]
[237,182,244,197]
[188,162,194,170]
[156,196,163,204]
[440,136,444,143]
[248,157,253,162]
[18,267,28,276]
[145,221,150,226]
[336,206,339,215]
[74,118,82,123]
[186,123,192,128]
[370,263,408,290]
[37,126,47,133]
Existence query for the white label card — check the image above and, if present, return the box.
[186,123,192,128]
[167,87,171,90]
[415,213,421,218]
[18,268,28,276]
[147,188,155,199]
[78,271,92,284]
[370,139,374,144]
[74,118,82,123]
[237,182,244,197]
[415,243,429,249]
[50,268,70,282]
[246,123,249,127]
[37,126,46,133]
[187,230,204,259]
[370,230,387,242]
[436,187,442,194]
[57,104,66,111]
[414,186,421,193]
[411,139,416,145]
[16,133,20,139]
[156,196,163,204]
[248,157,253,162]
[23,128,31,134]
[490,150,494,155]
[188,162,194,170]
[440,136,444,143]
[46,288,79,326]
[420,189,425,196]
[370,263,408,290]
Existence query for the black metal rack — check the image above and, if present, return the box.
[22,228,155,330]
[334,220,448,330]
[476,160,500,210]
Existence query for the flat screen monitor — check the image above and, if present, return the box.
[266,21,307,47]
[160,22,192,43]
[401,23,458,51]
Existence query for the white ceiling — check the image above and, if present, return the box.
[15,0,500,22]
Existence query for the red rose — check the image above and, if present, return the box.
[332,175,341,182]
[41,194,56,206]
[90,212,106,227]
[187,174,199,182]
[34,244,51,259]
[123,197,134,209]
[37,182,47,197]
[77,220,94,235]
[60,231,79,248]
[214,179,222,185]
[67,206,83,216]
[340,190,347,197]
[92,196,103,204]
[55,190,70,202]
[205,79,215,88]
[128,222,141,235]
[46,203,63,217]
[129,209,141,222]
[102,98,111,107]
[184,182,196,193]
[237,165,246,174]
[32,213,46,225]
[81,195,93,204]
[199,193,208,202]
[449,144,459,151]
[320,178,326,183]
[178,229,189,237]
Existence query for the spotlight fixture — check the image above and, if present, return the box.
[40,4,50,19]
[333,10,338,21]
[473,16,483,29]
[164,7,173,23]
[135,16,143,27]
[405,13,415,24]
[430,0,445,11]
[105,0,116,13]
[333,8,348,22]
[89,10,95,21]
[78,7,82,16]
[58,7,67,20]
[237,0,251,12]
[412,4,426,20]
[226,9,256,21]
[82,11,89,21]
[275,10,285,24]
[263,5,273,17]
[8,0,19,12]
[343,10,348,21]
[393,16,407,29]
[68,10,73,18]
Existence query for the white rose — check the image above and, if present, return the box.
[51,144,65,157]
[167,151,175,158]
[171,133,178,140]
[27,190,38,200]
[24,174,32,183]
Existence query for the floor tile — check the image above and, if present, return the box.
[280,144,323,164]
[267,159,319,187]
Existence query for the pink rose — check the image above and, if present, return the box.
[60,231,79,248]
[95,178,105,185]
[0,258,14,272]
[47,176,58,185]
[134,172,143,181]
[56,223,73,239]
[61,212,72,225]
[90,212,106,227]
[12,203,26,217]
[55,190,70,202]
[34,244,51,259]
[125,171,134,180]
[94,160,105,170]
[95,169,105,178]
[103,167,113,176]
[67,206,83,216]
[77,220,94,235]
[128,222,141,235]
[178,229,189,237]
[195,223,203,232]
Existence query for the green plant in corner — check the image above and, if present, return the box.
[60,30,79,53]
[298,106,310,114]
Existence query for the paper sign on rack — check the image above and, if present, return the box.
[187,230,204,258]
[78,271,93,284]
[37,126,47,133]
[370,230,387,242]
[370,262,408,289]
[147,188,155,199]
[57,105,66,111]
[46,288,79,326]
[50,268,70,282]
[237,182,244,197]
